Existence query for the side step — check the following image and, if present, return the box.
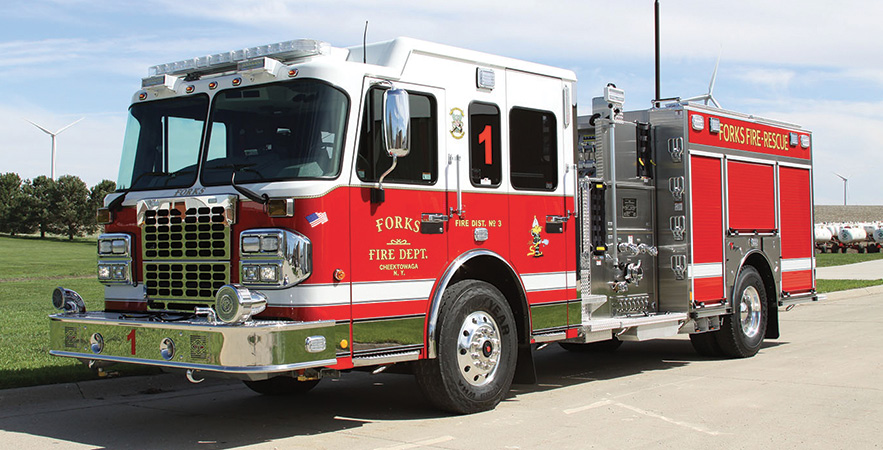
[584,313,688,341]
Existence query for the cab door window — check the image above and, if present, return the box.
[509,107,557,191]
[357,87,437,184]
[469,102,501,187]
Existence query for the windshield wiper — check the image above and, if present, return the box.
[231,171,268,204]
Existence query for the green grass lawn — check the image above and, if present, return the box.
[815,251,883,267]
[0,235,159,390]
[816,279,883,293]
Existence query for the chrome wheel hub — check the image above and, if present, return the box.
[457,311,502,386]
[740,286,762,338]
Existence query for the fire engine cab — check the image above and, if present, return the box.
[48,37,817,414]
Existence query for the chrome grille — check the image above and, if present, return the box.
[138,195,236,310]
[143,207,229,260]
[144,262,229,302]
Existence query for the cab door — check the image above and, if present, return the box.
[348,78,448,357]
[504,70,571,335]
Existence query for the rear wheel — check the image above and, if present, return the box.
[716,266,768,358]
[414,280,517,414]
[559,337,623,353]
[243,377,320,395]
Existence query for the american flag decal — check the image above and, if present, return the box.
[306,212,328,227]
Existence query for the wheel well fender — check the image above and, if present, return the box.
[426,250,530,359]
[738,251,779,339]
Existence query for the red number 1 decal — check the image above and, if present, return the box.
[126,329,136,355]
[478,125,493,165]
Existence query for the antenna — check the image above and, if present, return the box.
[363,21,368,64]
[834,172,848,205]
[682,49,722,108]
[25,117,84,180]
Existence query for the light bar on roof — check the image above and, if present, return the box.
[148,39,331,77]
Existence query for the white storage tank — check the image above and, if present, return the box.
[839,227,867,244]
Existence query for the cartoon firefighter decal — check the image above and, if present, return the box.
[528,216,550,257]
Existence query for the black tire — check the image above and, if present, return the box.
[689,331,723,356]
[858,246,866,253]
[715,266,768,358]
[559,337,623,353]
[840,246,848,253]
[243,376,320,395]
[414,280,517,414]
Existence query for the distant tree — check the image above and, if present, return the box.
[0,172,33,235]
[88,179,117,230]
[47,175,93,240]
[24,176,56,238]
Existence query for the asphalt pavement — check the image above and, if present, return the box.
[1,286,881,449]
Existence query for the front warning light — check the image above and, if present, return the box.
[691,114,705,131]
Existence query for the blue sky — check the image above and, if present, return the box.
[1,0,880,205]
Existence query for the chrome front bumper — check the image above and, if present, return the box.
[49,312,339,376]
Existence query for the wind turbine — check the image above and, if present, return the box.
[683,50,722,108]
[25,117,84,180]
[834,172,848,205]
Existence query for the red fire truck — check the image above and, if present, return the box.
[49,37,817,414]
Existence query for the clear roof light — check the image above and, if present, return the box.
[149,39,331,77]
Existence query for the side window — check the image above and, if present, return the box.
[357,87,437,184]
[469,102,501,187]
[509,107,557,191]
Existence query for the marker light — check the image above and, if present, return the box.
[691,114,705,131]
[232,77,242,86]
[709,117,721,134]
[800,135,811,148]
[186,85,195,94]
[208,81,218,90]
[288,68,299,77]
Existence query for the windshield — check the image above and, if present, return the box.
[117,95,208,190]
[201,79,348,185]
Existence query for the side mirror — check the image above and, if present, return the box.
[382,88,410,157]
[372,87,411,204]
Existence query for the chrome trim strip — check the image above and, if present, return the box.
[49,351,336,374]
[426,249,526,359]
[49,312,334,332]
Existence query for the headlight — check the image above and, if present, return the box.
[239,229,311,288]
[97,233,133,285]
[98,234,131,257]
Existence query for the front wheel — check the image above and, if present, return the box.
[716,266,768,358]
[414,280,517,414]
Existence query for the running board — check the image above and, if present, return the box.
[352,350,420,367]
[584,313,688,341]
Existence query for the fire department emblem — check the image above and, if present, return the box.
[450,107,465,139]
[528,216,549,257]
